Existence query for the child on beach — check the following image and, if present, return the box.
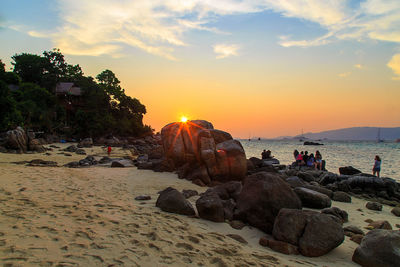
[373,155,381,178]
[107,145,112,156]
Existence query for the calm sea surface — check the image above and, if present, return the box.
[240,140,400,182]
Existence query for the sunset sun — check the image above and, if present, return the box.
[180,116,188,123]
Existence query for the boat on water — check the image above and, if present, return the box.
[376,128,384,143]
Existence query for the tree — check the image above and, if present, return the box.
[11,53,47,85]
[0,81,22,131]
[96,69,124,100]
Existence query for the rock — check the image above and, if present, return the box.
[196,192,225,222]
[78,138,93,148]
[272,208,344,257]
[75,148,86,155]
[27,159,58,167]
[28,139,46,153]
[368,220,392,230]
[64,161,79,168]
[343,225,364,236]
[248,157,263,168]
[156,187,195,216]
[298,171,315,182]
[182,189,198,199]
[352,229,400,267]
[366,201,383,211]
[5,127,28,153]
[64,153,72,156]
[321,207,348,223]
[268,239,300,255]
[135,195,151,200]
[98,156,112,164]
[259,235,274,247]
[294,187,331,209]
[229,220,246,230]
[339,166,361,175]
[161,120,247,184]
[64,145,77,152]
[332,191,351,203]
[111,161,124,168]
[235,172,302,233]
[303,185,333,198]
[350,234,364,244]
[391,207,400,217]
[285,176,306,188]
[226,234,247,244]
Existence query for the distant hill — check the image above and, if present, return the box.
[285,127,400,141]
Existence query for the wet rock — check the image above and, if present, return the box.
[352,229,400,267]
[135,195,151,201]
[339,166,361,175]
[321,207,348,223]
[368,220,392,230]
[366,201,383,211]
[156,187,195,216]
[182,189,198,199]
[391,207,400,217]
[332,191,351,203]
[235,172,302,233]
[294,187,331,209]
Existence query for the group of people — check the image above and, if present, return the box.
[294,150,323,170]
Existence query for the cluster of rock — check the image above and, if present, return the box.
[0,127,47,153]
[64,156,134,168]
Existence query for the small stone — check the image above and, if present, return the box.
[365,219,373,223]
[366,202,382,211]
[368,220,392,230]
[182,189,198,199]
[229,220,246,230]
[259,235,273,247]
[391,207,400,217]
[135,195,151,201]
[64,153,72,156]
[344,225,364,236]
[350,234,364,244]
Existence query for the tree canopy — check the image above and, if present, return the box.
[0,49,152,137]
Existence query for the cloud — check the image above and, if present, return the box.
[354,64,363,69]
[213,44,239,59]
[387,53,400,80]
[338,72,351,78]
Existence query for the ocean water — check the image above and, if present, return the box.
[240,139,400,182]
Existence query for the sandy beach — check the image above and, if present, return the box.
[0,144,399,267]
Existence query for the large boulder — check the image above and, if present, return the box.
[294,187,331,209]
[28,139,46,153]
[156,187,195,216]
[321,207,348,223]
[161,120,247,184]
[196,193,225,222]
[234,172,302,233]
[5,127,28,153]
[352,229,400,267]
[339,166,361,175]
[273,208,345,257]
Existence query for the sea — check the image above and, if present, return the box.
[240,139,400,182]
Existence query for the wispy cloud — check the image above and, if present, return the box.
[213,44,239,59]
[354,64,363,69]
[338,72,351,78]
[387,53,400,80]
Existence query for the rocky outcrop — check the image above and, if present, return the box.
[294,187,331,209]
[352,229,400,267]
[339,166,361,175]
[28,139,46,153]
[234,172,302,233]
[161,120,246,185]
[156,187,195,216]
[272,208,344,257]
[321,207,348,223]
[5,127,28,153]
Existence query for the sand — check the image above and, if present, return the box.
[0,144,399,266]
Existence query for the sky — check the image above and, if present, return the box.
[1,0,400,138]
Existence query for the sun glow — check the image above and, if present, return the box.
[180,116,188,123]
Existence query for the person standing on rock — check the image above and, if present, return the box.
[372,155,381,178]
[261,149,267,159]
[107,145,112,156]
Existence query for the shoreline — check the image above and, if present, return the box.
[0,143,399,266]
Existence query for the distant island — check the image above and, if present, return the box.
[276,127,400,141]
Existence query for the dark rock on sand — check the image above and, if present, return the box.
[267,239,299,255]
[350,234,364,244]
[285,176,306,188]
[343,225,364,236]
[27,159,58,167]
[368,220,392,230]
[156,187,195,216]
[28,139,46,153]
[111,161,125,168]
[297,171,315,182]
[272,208,344,257]
[135,195,151,201]
[182,189,198,199]
[64,145,77,152]
[75,148,86,155]
[77,138,93,148]
[321,207,348,223]
[332,191,351,203]
[5,127,28,153]
[303,185,333,198]
[339,166,362,175]
[229,220,246,230]
[294,187,331,209]
[235,172,302,233]
[196,193,225,222]
[366,201,383,211]
[352,229,400,267]
[391,207,400,217]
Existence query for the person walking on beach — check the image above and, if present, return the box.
[107,145,112,156]
[372,155,381,178]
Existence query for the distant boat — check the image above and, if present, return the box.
[376,128,384,143]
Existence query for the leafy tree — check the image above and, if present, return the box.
[11,53,47,85]
[0,81,22,131]
[96,69,124,100]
